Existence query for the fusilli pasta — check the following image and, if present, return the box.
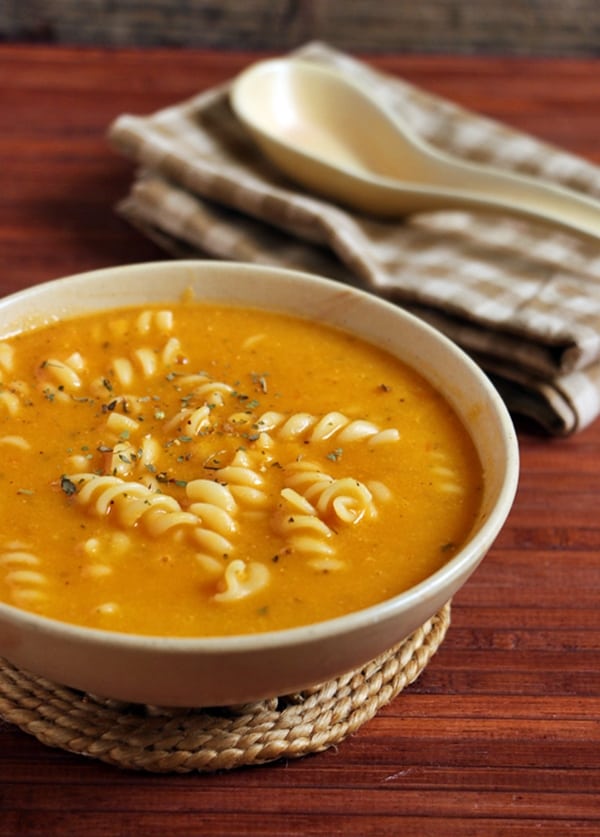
[254,409,400,445]
[0,545,47,608]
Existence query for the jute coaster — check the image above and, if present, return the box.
[0,602,450,773]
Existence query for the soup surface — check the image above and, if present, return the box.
[0,299,483,636]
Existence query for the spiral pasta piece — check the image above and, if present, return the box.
[108,357,134,388]
[105,411,140,438]
[186,479,238,561]
[138,433,162,465]
[283,461,335,507]
[39,353,86,393]
[0,342,15,374]
[135,309,174,335]
[255,411,315,439]
[165,404,212,435]
[0,435,30,450]
[284,461,376,525]
[79,531,131,580]
[104,440,137,477]
[93,335,185,393]
[273,488,335,557]
[213,559,270,602]
[66,473,198,534]
[214,449,269,510]
[314,477,375,525]
[174,375,234,407]
[0,546,48,607]
[133,347,158,378]
[428,450,466,496]
[0,390,22,416]
[92,434,163,487]
[186,479,238,537]
[253,410,399,445]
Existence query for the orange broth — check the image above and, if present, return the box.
[0,301,483,636]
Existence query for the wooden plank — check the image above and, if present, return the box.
[1,0,600,56]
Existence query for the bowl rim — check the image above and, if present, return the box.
[0,260,520,653]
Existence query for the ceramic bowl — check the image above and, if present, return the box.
[0,261,519,706]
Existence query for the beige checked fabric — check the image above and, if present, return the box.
[108,42,600,435]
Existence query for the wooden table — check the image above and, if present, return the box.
[1,45,599,836]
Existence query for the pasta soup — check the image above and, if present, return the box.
[0,300,484,636]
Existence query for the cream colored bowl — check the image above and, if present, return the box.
[0,261,519,706]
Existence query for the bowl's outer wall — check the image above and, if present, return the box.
[0,262,519,705]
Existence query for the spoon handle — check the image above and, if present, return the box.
[403,150,600,241]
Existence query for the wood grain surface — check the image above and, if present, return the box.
[2,1,599,57]
[1,45,599,836]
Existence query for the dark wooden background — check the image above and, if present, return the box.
[1,0,600,57]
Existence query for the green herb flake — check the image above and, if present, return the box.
[60,476,78,497]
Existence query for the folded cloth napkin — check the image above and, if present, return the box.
[108,42,600,436]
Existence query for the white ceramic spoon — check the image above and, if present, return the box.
[230,57,600,239]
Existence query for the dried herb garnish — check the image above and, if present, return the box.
[60,476,77,496]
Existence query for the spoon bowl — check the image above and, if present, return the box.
[231,58,600,239]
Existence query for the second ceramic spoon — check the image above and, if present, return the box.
[230,58,600,240]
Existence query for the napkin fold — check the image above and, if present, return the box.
[108,42,600,435]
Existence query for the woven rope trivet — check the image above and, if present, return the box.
[0,602,450,773]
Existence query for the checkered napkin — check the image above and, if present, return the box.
[108,42,600,435]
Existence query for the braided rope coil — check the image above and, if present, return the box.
[0,602,450,773]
